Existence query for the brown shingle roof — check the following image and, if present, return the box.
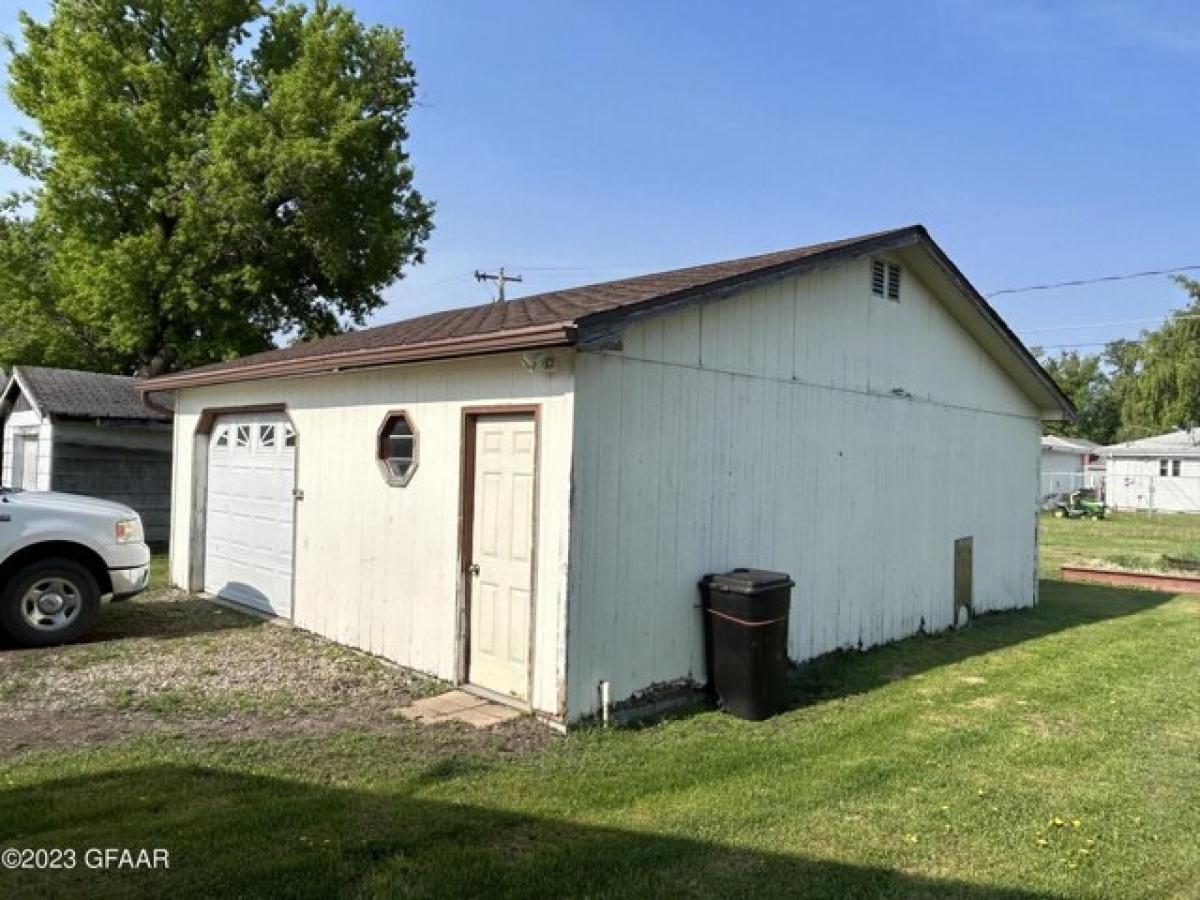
[144,226,923,390]
[139,224,1073,419]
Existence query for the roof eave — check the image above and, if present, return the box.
[7,367,46,421]
[912,235,1076,421]
[47,413,172,426]
[138,322,577,393]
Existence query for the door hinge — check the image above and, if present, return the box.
[292,488,305,500]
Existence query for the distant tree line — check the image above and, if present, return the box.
[1036,277,1200,445]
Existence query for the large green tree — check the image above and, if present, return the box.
[1119,277,1200,437]
[1035,348,1122,445]
[0,0,433,374]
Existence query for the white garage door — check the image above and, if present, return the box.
[204,414,296,617]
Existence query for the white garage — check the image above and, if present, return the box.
[147,226,1074,726]
[203,412,296,616]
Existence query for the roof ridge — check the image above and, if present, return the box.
[17,364,141,381]
[135,222,1073,423]
[304,225,925,344]
[11,365,171,421]
[148,225,925,388]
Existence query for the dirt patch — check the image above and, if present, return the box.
[0,590,552,758]
[1022,712,1081,739]
[964,695,1003,710]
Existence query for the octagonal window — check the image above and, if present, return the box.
[377,412,418,486]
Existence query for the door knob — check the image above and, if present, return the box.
[468,563,480,576]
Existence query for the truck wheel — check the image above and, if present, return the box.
[0,558,100,647]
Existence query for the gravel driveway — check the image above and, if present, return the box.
[0,587,548,757]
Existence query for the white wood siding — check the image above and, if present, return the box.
[566,254,1041,719]
[169,353,574,718]
[2,410,53,491]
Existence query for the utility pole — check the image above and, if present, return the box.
[474,267,523,303]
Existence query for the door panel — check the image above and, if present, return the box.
[469,414,536,700]
[16,433,39,490]
[204,414,295,617]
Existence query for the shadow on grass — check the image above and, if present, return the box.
[0,764,1056,899]
[0,595,258,653]
[788,579,1172,708]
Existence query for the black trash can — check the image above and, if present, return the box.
[700,568,794,721]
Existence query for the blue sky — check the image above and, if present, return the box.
[3,0,1199,353]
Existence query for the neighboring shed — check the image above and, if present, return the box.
[143,225,1073,726]
[0,367,174,545]
[1040,434,1103,497]
[1104,429,1200,513]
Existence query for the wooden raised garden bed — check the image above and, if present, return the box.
[1061,565,1200,595]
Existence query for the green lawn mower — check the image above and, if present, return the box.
[1048,489,1106,520]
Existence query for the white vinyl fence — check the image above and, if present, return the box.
[1040,470,1106,501]
[1042,470,1200,514]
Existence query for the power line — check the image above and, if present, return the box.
[1034,334,1183,351]
[1020,313,1200,335]
[413,273,476,290]
[987,264,1200,298]
[508,265,643,273]
[1035,340,1139,350]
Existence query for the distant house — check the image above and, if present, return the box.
[0,366,173,545]
[1040,434,1104,497]
[1104,429,1200,513]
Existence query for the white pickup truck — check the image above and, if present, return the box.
[0,487,151,646]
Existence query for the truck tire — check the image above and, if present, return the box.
[0,558,100,647]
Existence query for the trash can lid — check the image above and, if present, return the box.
[704,568,794,594]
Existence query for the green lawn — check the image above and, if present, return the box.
[147,555,169,592]
[1039,510,1200,577]
[3,530,1200,898]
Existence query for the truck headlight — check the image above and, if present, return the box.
[115,517,143,544]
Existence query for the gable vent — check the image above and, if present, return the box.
[871,259,886,296]
[886,262,902,300]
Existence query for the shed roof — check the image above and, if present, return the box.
[4,366,172,422]
[1041,435,1100,454]
[140,224,1074,419]
[1104,429,1200,459]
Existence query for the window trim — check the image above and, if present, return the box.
[376,410,419,487]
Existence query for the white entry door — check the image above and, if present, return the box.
[204,414,296,617]
[469,414,536,701]
[14,433,39,490]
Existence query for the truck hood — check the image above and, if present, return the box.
[2,490,137,519]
